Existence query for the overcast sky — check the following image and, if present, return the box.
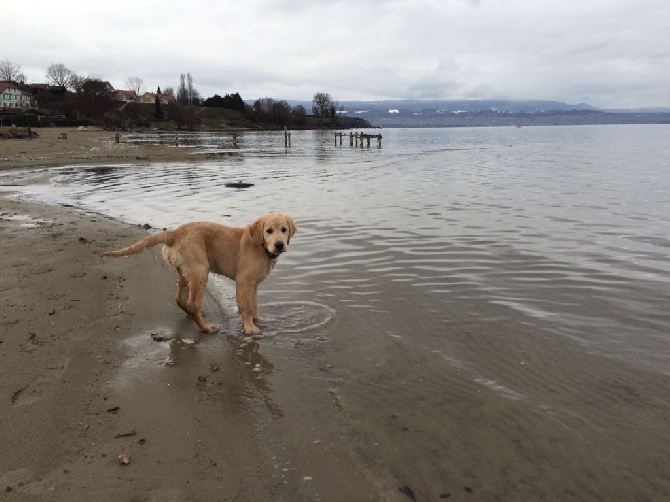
[4,0,669,109]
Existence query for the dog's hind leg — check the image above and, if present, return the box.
[175,271,189,314]
[185,267,218,333]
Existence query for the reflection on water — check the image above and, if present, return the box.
[3,126,670,380]
[115,327,283,419]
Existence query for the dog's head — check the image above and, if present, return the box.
[248,212,297,258]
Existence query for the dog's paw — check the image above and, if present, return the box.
[201,324,219,334]
[243,323,261,336]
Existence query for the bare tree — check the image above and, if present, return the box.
[177,74,188,104]
[46,63,75,88]
[69,73,87,93]
[254,97,275,116]
[125,76,144,95]
[162,86,174,97]
[312,92,334,117]
[186,73,200,104]
[0,59,26,83]
[186,73,194,103]
[177,73,200,105]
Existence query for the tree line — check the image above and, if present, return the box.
[1,59,340,128]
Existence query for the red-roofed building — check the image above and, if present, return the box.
[139,92,175,105]
[0,81,36,109]
[115,90,137,102]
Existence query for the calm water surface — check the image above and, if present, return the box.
[5,125,669,377]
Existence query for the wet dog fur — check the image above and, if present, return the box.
[103,212,296,335]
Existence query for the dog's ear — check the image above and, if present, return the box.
[285,215,297,243]
[247,218,265,246]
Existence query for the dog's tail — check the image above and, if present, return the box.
[102,230,175,258]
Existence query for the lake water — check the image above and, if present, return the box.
[6,125,669,372]
[3,125,670,499]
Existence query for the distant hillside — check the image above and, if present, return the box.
[289,98,594,114]
[113,103,371,131]
[347,99,596,113]
[285,99,670,128]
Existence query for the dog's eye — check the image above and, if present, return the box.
[266,228,273,234]
[281,227,288,233]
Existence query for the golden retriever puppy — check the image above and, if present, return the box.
[103,212,296,335]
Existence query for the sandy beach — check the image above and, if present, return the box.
[2,128,670,501]
[0,127,203,171]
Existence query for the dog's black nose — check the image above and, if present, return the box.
[275,242,285,253]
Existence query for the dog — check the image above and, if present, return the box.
[103,212,296,335]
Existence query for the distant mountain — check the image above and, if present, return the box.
[283,98,605,127]
[280,99,670,127]
[346,99,596,113]
[287,98,597,114]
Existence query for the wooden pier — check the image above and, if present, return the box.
[334,131,382,148]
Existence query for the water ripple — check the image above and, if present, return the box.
[3,126,669,379]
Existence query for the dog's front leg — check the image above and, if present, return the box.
[236,280,260,335]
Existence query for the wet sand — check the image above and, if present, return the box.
[0,197,372,500]
[2,129,670,501]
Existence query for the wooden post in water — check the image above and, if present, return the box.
[284,126,291,147]
[333,131,382,148]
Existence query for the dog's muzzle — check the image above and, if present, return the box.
[265,241,285,259]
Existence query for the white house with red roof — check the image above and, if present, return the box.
[0,82,35,109]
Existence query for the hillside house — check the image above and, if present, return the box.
[115,90,137,102]
[28,83,67,98]
[138,92,175,105]
[0,81,35,109]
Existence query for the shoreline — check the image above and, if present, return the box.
[0,195,382,500]
[0,129,299,498]
[0,127,394,498]
[0,127,208,171]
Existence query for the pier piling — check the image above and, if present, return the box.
[336,132,381,148]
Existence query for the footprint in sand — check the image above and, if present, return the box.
[10,358,70,406]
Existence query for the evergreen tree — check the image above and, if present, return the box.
[155,95,164,120]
